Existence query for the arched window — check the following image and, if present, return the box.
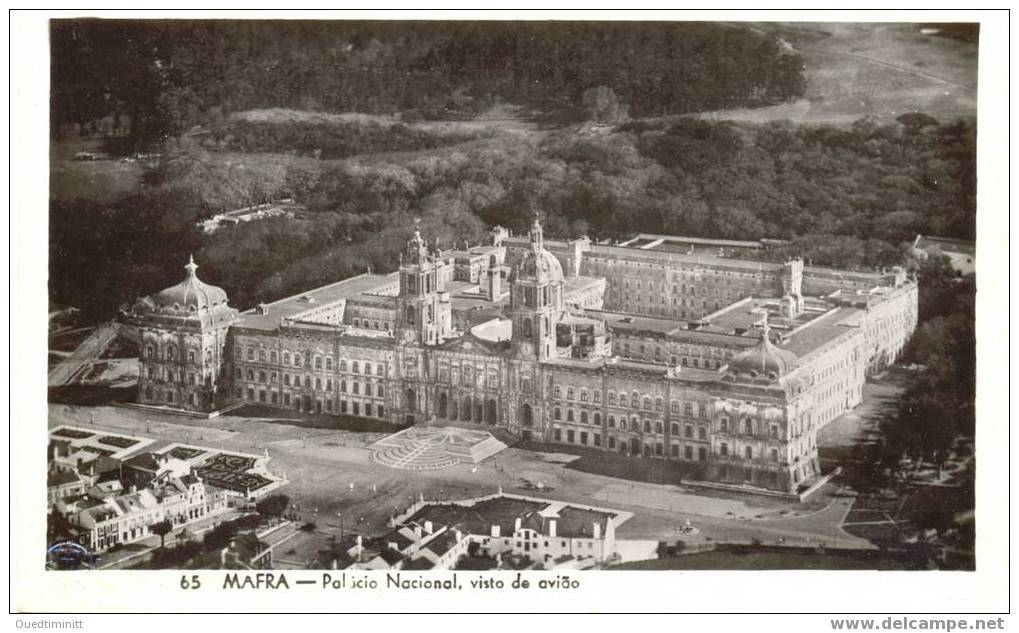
[283,352,291,365]
[246,370,254,381]
[294,354,301,367]
[630,392,639,408]
[406,306,415,325]
[744,418,754,435]
[352,361,359,374]
[364,362,372,375]
[608,416,615,428]
[580,411,588,425]
[566,409,575,422]
[643,397,652,410]
[643,420,651,433]
[315,356,322,369]
[522,318,533,338]
[554,408,561,421]
[594,412,601,426]
[377,384,384,397]
[326,357,333,370]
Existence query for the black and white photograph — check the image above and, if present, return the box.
[9,8,1010,620]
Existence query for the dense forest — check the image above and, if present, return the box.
[50,114,975,320]
[51,20,805,145]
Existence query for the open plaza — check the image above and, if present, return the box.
[49,375,925,569]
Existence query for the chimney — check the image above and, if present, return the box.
[414,525,422,539]
[592,522,601,540]
[424,520,433,535]
[548,519,557,538]
[490,525,501,538]
[486,268,501,301]
[257,303,270,315]
[514,517,522,532]
[356,534,363,553]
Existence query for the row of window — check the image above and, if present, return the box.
[237,387,386,418]
[551,387,710,418]
[145,344,211,364]
[436,367,499,389]
[717,417,782,438]
[718,443,782,462]
[550,428,716,462]
[553,410,715,439]
[143,387,202,407]
[145,367,210,386]
[237,368,385,397]
[236,348,386,376]
[350,318,390,330]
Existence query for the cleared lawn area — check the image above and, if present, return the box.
[517,441,703,485]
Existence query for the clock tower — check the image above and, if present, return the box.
[395,228,451,346]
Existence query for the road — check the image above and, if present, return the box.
[48,321,122,386]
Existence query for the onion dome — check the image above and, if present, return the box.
[513,215,563,284]
[727,319,798,381]
[132,256,235,327]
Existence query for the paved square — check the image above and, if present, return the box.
[369,426,507,471]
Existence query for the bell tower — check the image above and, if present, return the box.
[395,228,450,346]
[509,215,564,361]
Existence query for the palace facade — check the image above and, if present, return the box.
[129,219,917,495]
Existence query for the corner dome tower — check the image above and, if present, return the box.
[727,318,798,381]
[132,256,235,327]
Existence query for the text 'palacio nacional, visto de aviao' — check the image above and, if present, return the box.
[128,217,917,497]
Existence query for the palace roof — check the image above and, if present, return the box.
[234,273,398,331]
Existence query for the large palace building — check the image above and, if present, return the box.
[128,219,917,495]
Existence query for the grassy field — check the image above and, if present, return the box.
[697,22,977,125]
[50,139,152,202]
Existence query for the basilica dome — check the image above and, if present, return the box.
[513,216,564,284]
[515,247,564,283]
